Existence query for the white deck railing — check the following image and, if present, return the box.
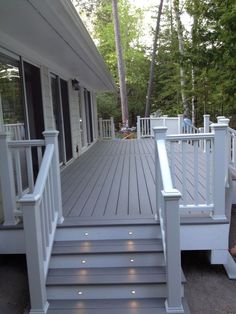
[137,114,212,139]
[137,116,151,138]
[228,126,236,168]
[99,117,115,139]
[154,122,228,219]
[153,122,228,312]
[18,131,63,313]
[8,139,45,199]
[4,122,25,140]
[154,127,184,313]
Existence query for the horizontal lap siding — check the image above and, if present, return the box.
[40,66,55,130]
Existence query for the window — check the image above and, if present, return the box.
[0,53,25,139]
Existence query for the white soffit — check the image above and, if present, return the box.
[0,0,115,92]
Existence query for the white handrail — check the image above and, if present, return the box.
[8,139,45,147]
[154,127,183,313]
[23,144,54,201]
[18,131,63,313]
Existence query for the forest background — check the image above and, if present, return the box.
[73,0,236,128]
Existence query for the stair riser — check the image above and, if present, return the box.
[50,253,165,269]
[47,284,184,300]
[55,226,161,241]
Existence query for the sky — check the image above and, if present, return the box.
[72,0,192,47]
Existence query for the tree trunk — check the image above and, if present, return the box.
[145,0,164,117]
[112,0,129,127]
[173,0,190,118]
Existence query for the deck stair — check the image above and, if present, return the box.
[47,223,189,313]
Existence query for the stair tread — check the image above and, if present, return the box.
[47,298,190,314]
[47,266,167,285]
[52,239,163,255]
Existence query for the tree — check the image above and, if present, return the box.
[112,0,129,127]
[145,0,164,117]
[173,0,190,118]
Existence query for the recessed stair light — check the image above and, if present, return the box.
[128,231,133,235]
[81,260,86,264]
[84,232,89,236]
[78,291,83,295]
[130,258,134,262]
[131,290,136,294]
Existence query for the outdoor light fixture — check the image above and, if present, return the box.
[78,291,83,295]
[130,258,134,263]
[84,232,89,236]
[128,231,133,235]
[72,79,80,90]
[131,290,136,294]
[81,260,86,264]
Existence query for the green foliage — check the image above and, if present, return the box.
[184,0,236,125]
[97,92,121,126]
[75,0,236,127]
[76,0,150,126]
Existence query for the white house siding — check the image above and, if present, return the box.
[0,182,3,223]
[40,65,55,131]
[68,81,81,159]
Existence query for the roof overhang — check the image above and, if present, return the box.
[0,0,115,92]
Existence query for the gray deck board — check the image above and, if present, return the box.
[61,139,209,223]
[47,298,190,314]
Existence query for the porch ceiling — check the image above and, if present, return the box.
[0,0,115,92]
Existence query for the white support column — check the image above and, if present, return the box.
[22,198,49,314]
[178,114,183,134]
[0,132,18,225]
[210,123,228,220]
[137,116,141,139]
[111,117,115,139]
[203,114,210,133]
[43,131,64,224]
[163,190,184,314]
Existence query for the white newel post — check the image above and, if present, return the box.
[43,131,64,224]
[178,114,183,134]
[204,114,210,133]
[111,117,115,139]
[217,117,232,163]
[0,132,18,225]
[217,116,225,123]
[99,118,103,139]
[137,116,141,139]
[211,123,228,219]
[22,198,49,314]
[164,191,184,313]
[153,127,168,219]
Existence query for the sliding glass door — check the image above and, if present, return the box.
[23,61,44,139]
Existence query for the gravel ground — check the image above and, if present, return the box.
[0,255,29,314]
[0,208,235,314]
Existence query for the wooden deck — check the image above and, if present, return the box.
[61,139,156,223]
[61,139,208,224]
